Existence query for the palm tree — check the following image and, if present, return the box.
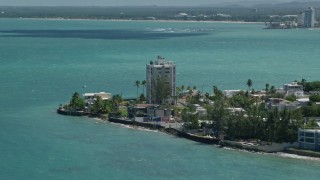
[187,86,192,95]
[70,92,85,110]
[176,86,182,98]
[135,80,140,99]
[265,83,270,94]
[112,94,123,106]
[181,85,185,92]
[141,80,147,95]
[301,78,307,91]
[270,85,276,94]
[213,86,223,97]
[246,79,253,91]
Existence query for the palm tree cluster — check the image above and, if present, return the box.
[92,94,123,115]
[134,80,147,102]
[180,80,305,143]
[69,92,85,110]
[210,89,303,143]
[64,92,124,116]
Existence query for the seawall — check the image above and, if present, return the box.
[57,112,302,154]
[108,117,219,145]
[285,148,320,158]
[57,108,90,116]
[221,140,298,153]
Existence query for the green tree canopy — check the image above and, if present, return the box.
[304,81,320,92]
[305,119,319,128]
[152,77,172,104]
[246,79,253,90]
[213,86,223,98]
[181,107,199,129]
[93,96,104,114]
[69,92,85,110]
[141,80,147,95]
[285,95,297,102]
[301,104,320,117]
[135,80,140,98]
[309,95,320,102]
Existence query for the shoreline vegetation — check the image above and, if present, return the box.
[1,5,319,24]
[58,79,320,158]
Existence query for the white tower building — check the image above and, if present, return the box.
[146,56,176,104]
[304,7,316,28]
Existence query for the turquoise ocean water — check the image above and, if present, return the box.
[0,18,320,179]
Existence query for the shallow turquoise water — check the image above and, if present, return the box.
[1,19,320,179]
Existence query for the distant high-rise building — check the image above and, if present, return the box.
[304,7,316,28]
[146,56,176,104]
[297,13,305,27]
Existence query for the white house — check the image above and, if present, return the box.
[83,92,112,101]
[224,90,241,98]
[283,82,304,97]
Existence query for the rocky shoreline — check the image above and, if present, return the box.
[57,108,320,159]
[108,117,220,145]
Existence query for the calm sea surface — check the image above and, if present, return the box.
[0,18,320,179]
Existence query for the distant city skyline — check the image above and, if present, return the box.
[0,0,313,6]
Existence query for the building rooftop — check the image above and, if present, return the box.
[135,104,159,109]
[149,56,175,66]
[83,92,112,100]
[297,98,310,102]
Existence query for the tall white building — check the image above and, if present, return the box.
[304,7,316,28]
[146,56,176,104]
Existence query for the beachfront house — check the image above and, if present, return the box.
[82,92,112,113]
[298,128,320,151]
[128,104,173,123]
[83,92,112,101]
[283,82,304,97]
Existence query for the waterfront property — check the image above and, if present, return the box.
[57,57,320,155]
[82,92,112,113]
[298,128,320,151]
[265,21,298,29]
[146,56,176,104]
[266,6,318,29]
[297,7,317,28]
[283,82,304,97]
[302,7,316,28]
[83,92,112,101]
[128,104,174,123]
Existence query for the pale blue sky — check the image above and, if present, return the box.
[0,0,309,6]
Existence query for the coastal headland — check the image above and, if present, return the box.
[56,62,320,158]
[2,16,320,179]
[57,108,219,145]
